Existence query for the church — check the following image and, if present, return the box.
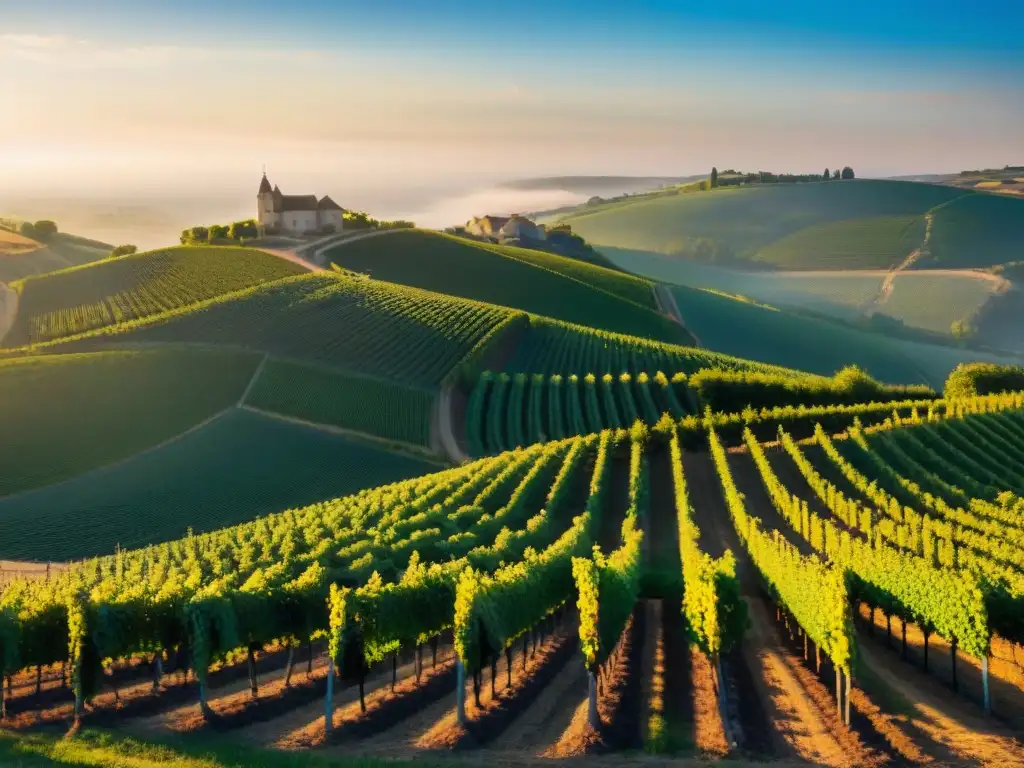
[257,173,344,235]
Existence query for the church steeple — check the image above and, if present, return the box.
[258,172,272,195]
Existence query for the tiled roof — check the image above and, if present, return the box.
[317,195,343,211]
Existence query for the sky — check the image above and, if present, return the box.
[1,0,1022,238]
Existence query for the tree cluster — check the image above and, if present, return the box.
[708,166,854,188]
[17,220,58,240]
[180,219,260,245]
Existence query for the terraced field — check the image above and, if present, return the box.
[4,246,307,347]
[0,407,440,561]
[322,229,687,344]
[0,348,262,499]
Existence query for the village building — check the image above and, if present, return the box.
[257,173,344,235]
[465,213,545,242]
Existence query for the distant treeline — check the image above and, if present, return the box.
[710,166,855,187]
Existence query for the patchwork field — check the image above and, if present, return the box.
[3,245,307,346]
[753,215,925,270]
[0,348,262,499]
[558,179,966,268]
[0,407,440,561]
[322,229,688,344]
[604,246,1008,344]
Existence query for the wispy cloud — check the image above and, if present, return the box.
[0,33,331,67]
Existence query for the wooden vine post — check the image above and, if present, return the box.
[324,656,335,736]
[982,655,991,715]
[455,659,467,725]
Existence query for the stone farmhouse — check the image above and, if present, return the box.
[465,213,545,242]
[257,173,344,235]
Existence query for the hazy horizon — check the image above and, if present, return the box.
[3,1,1021,247]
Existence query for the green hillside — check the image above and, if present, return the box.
[501,316,803,378]
[754,215,925,270]
[927,193,1024,269]
[469,238,657,308]
[3,245,307,347]
[243,359,435,447]
[0,348,261,499]
[44,272,510,388]
[0,408,439,560]
[322,229,688,344]
[558,180,966,269]
[0,229,113,284]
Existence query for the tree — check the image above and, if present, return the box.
[832,169,841,179]
[711,167,718,188]
[698,179,711,191]
[208,224,230,241]
[841,166,855,180]
[110,244,137,257]
[32,220,58,238]
[228,219,259,240]
[18,222,38,239]
[823,168,830,181]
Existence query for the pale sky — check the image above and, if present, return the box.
[2,1,1022,210]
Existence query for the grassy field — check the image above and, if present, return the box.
[927,193,1024,269]
[468,237,657,308]
[3,245,307,346]
[753,215,925,270]
[44,273,511,388]
[0,229,113,284]
[558,180,965,268]
[244,358,435,447]
[0,348,261,499]
[0,407,440,561]
[604,246,1002,339]
[880,272,998,334]
[668,283,934,382]
[322,229,688,344]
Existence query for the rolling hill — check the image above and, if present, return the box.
[3,245,307,347]
[0,227,113,284]
[556,179,968,269]
[321,229,689,344]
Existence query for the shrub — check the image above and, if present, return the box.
[33,220,58,238]
[689,365,936,412]
[110,245,138,258]
[944,362,1024,398]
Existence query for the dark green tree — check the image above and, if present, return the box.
[32,220,58,238]
[110,244,137,257]
[823,168,830,180]
[841,166,855,180]
[832,169,841,179]
[711,167,718,188]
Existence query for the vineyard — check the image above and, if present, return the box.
[3,246,306,347]
[927,193,1024,269]
[43,273,511,389]
[3,390,1024,764]
[499,316,801,379]
[243,359,435,448]
[321,229,689,344]
[0,348,262,498]
[0,408,440,561]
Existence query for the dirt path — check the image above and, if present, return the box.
[856,634,1024,765]
[654,283,702,347]
[684,449,854,764]
[727,451,814,556]
[0,282,17,346]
